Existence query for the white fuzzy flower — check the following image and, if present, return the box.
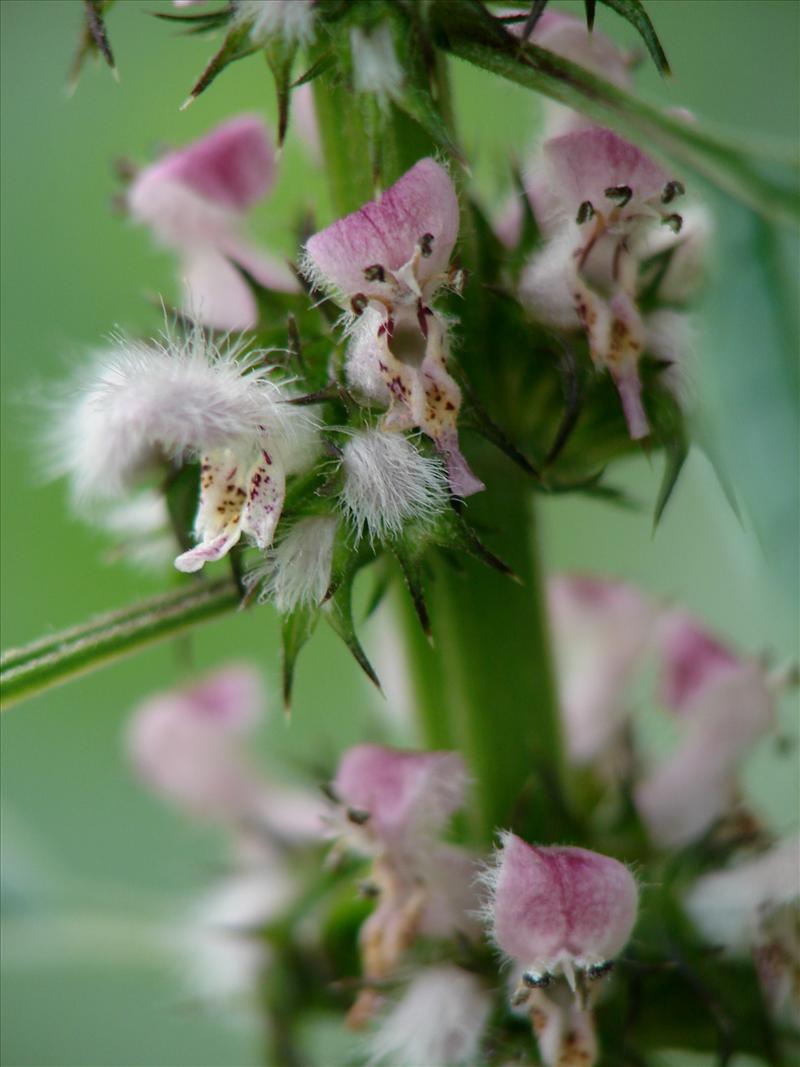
[350,23,404,110]
[235,0,316,47]
[53,325,319,572]
[339,429,448,544]
[368,965,491,1067]
[247,514,337,613]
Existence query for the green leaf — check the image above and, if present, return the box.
[598,0,670,75]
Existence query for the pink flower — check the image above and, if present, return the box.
[656,609,740,713]
[126,664,266,822]
[329,744,479,1026]
[302,159,483,498]
[686,837,800,1026]
[332,743,468,855]
[484,832,639,992]
[128,115,296,331]
[635,654,776,847]
[521,126,689,439]
[548,575,657,766]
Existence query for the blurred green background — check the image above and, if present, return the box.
[1,2,798,1065]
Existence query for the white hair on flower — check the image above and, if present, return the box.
[367,965,491,1067]
[246,514,337,614]
[234,0,316,47]
[339,429,449,544]
[350,23,404,110]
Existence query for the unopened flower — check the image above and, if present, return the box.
[484,832,638,993]
[246,514,337,613]
[126,664,267,823]
[521,126,691,438]
[128,115,296,330]
[368,965,491,1066]
[350,23,404,110]
[302,159,483,497]
[234,0,316,47]
[685,837,800,1025]
[329,744,478,1025]
[339,429,449,544]
[635,650,776,847]
[548,575,657,766]
[54,326,318,572]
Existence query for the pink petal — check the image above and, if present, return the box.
[181,251,260,332]
[635,661,775,847]
[438,429,485,498]
[613,363,650,440]
[657,610,740,713]
[530,11,632,88]
[142,115,275,211]
[303,158,459,299]
[174,527,241,573]
[544,126,671,214]
[490,834,638,970]
[548,575,656,764]
[333,744,468,844]
[126,664,264,821]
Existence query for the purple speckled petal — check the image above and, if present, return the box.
[545,126,671,212]
[303,158,459,298]
[142,115,274,211]
[490,834,638,969]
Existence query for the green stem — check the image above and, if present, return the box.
[0,579,239,711]
[406,466,564,843]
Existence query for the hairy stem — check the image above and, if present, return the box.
[0,579,239,711]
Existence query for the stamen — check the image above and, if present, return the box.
[604,185,633,207]
[419,232,435,258]
[661,180,685,204]
[347,806,371,825]
[351,293,369,316]
[662,213,683,233]
[363,264,386,283]
[320,781,340,803]
[576,200,595,224]
[587,960,615,980]
[523,970,553,989]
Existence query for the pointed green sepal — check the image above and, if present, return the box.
[392,544,431,640]
[598,0,670,75]
[164,462,200,553]
[323,581,382,692]
[69,0,117,91]
[281,604,321,709]
[182,22,256,108]
[584,0,597,31]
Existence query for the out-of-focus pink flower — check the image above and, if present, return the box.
[521,126,689,439]
[484,832,639,993]
[302,159,483,498]
[686,836,800,1026]
[635,656,776,847]
[656,609,740,713]
[329,744,479,1026]
[548,575,657,766]
[126,664,265,822]
[332,743,468,855]
[126,664,326,840]
[128,115,296,331]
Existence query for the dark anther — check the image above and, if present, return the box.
[358,881,380,899]
[662,213,683,233]
[605,185,633,207]
[576,200,595,224]
[363,264,386,283]
[661,180,685,204]
[523,970,553,988]
[346,806,371,825]
[351,293,368,316]
[587,960,615,980]
[419,232,435,257]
